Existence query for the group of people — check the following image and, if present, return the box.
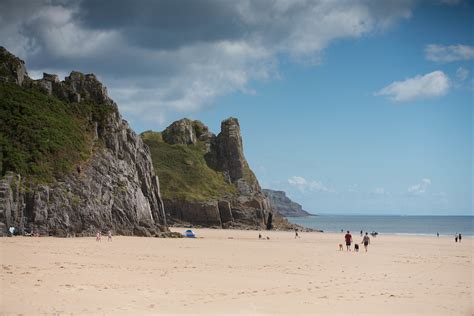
[343,230,370,252]
[96,230,113,242]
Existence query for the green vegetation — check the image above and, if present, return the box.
[0,82,112,182]
[142,131,236,202]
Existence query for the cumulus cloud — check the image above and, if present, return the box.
[408,178,431,195]
[375,71,450,102]
[425,44,474,62]
[0,0,415,128]
[288,176,331,193]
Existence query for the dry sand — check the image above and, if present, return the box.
[0,228,472,315]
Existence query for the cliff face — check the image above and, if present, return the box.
[263,189,312,217]
[0,47,167,236]
[143,118,282,229]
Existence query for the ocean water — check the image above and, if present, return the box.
[287,215,474,236]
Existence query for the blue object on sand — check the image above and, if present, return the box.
[184,229,196,238]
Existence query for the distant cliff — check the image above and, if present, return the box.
[263,189,312,217]
[0,47,168,236]
[142,118,295,230]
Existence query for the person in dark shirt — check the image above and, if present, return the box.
[344,231,352,251]
[362,232,370,252]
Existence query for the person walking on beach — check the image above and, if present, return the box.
[458,233,462,243]
[362,232,370,252]
[108,230,112,242]
[455,234,458,243]
[96,231,101,242]
[344,231,352,251]
[295,229,300,239]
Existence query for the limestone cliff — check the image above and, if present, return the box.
[142,118,294,230]
[0,47,167,236]
[263,189,312,217]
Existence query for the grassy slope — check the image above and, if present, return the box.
[0,82,110,182]
[141,131,236,202]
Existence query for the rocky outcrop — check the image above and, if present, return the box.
[263,189,312,217]
[0,47,167,236]
[0,47,28,86]
[151,117,294,230]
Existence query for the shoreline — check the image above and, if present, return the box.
[285,215,474,237]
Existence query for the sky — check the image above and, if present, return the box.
[0,0,472,215]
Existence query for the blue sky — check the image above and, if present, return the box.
[1,0,472,214]
[163,2,473,215]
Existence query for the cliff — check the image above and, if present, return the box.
[0,47,168,236]
[263,189,312,217]
[142,118,294,230]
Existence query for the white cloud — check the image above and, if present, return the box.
[456,67,469,81]
[288,176,332,193]
[408,178,432,195]
[425,44,474,62]
[0,0,415,128]
[375,71,450,102]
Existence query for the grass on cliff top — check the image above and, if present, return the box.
[142,131,236,202]
[0,82,104,182]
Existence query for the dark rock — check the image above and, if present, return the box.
[266,212,273,230]
[164,199,222,227]
[218,201,233,224]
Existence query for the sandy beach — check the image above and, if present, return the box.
[1,228,472,315]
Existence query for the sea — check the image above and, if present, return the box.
[287,215,474,236]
